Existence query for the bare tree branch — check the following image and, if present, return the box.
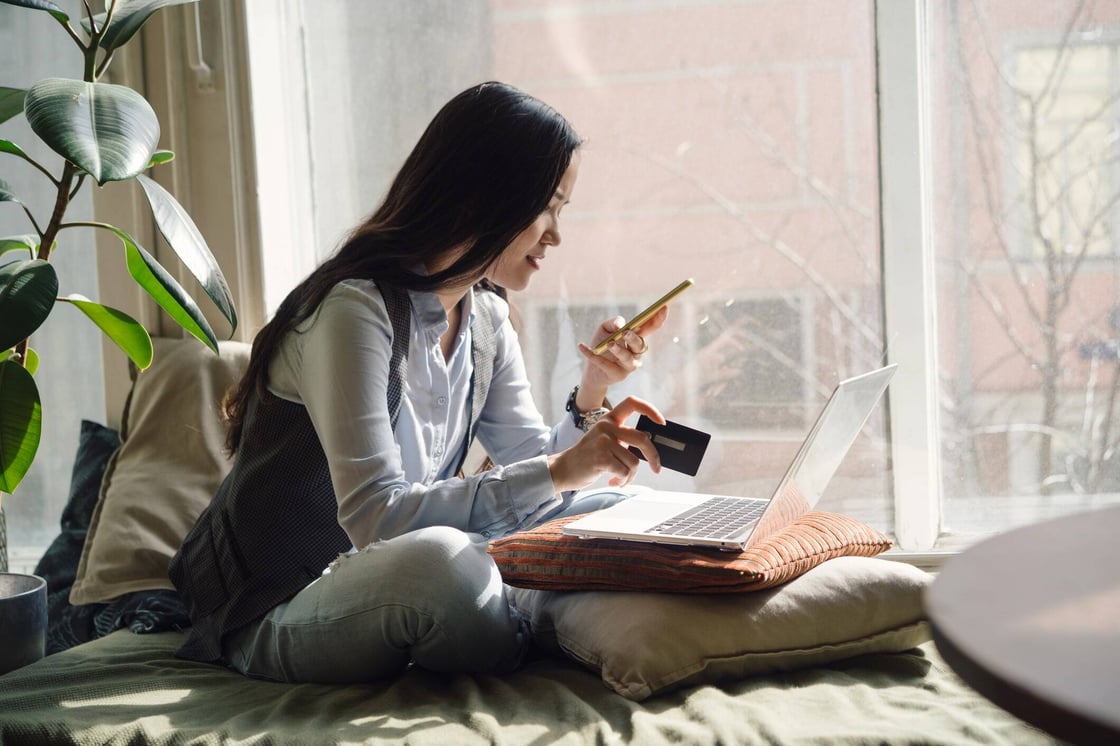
[634,148,884,354]
[961,74,1048,330]
[957,257,1044,368]
[730,111,878,281]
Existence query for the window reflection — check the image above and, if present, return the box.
[493,1,888,521]
[932,0,1120,538]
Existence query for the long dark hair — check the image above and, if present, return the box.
[223,81,582,453]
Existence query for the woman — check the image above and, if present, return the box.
[169,81,667,683]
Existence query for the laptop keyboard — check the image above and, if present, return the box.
[648,496,768,539]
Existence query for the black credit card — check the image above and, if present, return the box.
[629,415,711,476]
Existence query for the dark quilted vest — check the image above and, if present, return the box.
[169,285,499,662]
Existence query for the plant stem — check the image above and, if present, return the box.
[102,0,118,34]
[68,173,87,201]
[94,49,116,80]
[82,1,105,81]
[19,153,62,186]
[61,20,87,51]
[39,161,76,262]
[20,204,44,236]
[59,219,115,232]
[12,339,29,369]
[49,0,103,261]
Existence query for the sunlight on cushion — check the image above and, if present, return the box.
[347,716,446,728]
[510,556,932,700]
[62,689,193,708]
[490,511,893,592]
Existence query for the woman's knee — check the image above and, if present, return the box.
[303,526,522,677]
[353,526,494,597]
[389,528,524,673]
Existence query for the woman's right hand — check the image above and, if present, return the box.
[547,396,665,492]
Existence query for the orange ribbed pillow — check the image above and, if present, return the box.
[488,511,892,593]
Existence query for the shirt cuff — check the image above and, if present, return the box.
[494,455,561,533]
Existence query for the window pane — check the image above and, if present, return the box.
[930,0,1120,543]
[247,0,890,531]
[494,1,888,526]
[0,0,106,570]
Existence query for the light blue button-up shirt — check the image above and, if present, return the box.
[266,279,582,549]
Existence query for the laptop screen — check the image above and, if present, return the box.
[748,364,896,547]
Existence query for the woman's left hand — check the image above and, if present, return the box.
[577,304,669,392]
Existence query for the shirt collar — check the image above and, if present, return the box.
[404,267,476,336]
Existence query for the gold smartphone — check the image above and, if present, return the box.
[592,278,694,355]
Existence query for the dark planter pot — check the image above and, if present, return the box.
[0,573,47,675]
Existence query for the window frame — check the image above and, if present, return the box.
[876,0,944,553]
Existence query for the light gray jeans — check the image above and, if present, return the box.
[221,490,623,683]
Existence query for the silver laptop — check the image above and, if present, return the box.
[562,364,897,551]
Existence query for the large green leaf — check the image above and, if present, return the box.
[102,225,218,352]
[85,0,198,52]
[0,235,38,258]
[0,358,41,493]
[0,259,58,350]
[61,294,153,369]
[0,88,26,126]
[0,0,68,24]
[137,174,237,334]
[24,78,159,185]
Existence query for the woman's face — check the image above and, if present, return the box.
[487,150,581,292]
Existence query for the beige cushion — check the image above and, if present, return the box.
[510,556,932,700]
[489,511,893,592]
[69,337,251,605]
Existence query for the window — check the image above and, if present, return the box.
[524,301,640,424]
[692,295,809,432]
[526,293,813,433]
[928,0,1120,546]
[492,0,890,517]
[35,0,1108,567]
[245,0,891,532]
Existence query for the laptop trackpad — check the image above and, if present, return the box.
[569,496,686,533]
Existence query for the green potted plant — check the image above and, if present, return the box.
[0,0,235,672]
